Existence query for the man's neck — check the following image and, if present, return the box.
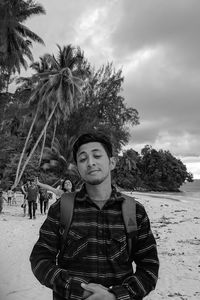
[85,181,112,201]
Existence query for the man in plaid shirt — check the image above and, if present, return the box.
[30,131,159,300]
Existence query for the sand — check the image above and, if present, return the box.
[0,193,200,300]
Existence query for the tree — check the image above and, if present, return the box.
[113,145,193,191]
[64,63,139,153]
[14,45,86,186]
[40,134,77,176]
[0,0,45,91]
[140,146,193,191]
[114,149,142,189]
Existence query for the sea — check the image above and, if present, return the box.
[178,179,200,203]
[180,179,200,201]
[147,179,200,204]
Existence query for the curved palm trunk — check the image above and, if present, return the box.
[16,99,59,186]
[51,121,57,149]
[6,77,9,93]
[14,104,40,187]
[39,129,46,166]
[4,69,11,93]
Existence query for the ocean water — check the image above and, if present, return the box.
[179,179,200,201]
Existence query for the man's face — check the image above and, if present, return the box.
[76,142,115,185]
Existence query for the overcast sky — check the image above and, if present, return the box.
[23,0,200,178]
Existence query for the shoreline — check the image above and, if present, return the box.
[0,193,200,300]
[124,190,200,204]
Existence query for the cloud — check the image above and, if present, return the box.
[107,0,200,162]
[111,0,200,67]
[181,157,200,179]
[26,0,117,65]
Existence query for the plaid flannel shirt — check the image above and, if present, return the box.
[30,185,159,300]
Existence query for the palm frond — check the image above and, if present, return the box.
[16,2,46,22]
[16,23,45,45]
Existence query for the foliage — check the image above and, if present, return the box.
[37,60,140,187]
[41,134,76,175]
[114,149,142,189]
[115,145,193,192]
[0,0,45,91]
[63,63,139,154]
[0,73,8,92]
[0,133,25,189]
[14,45,86,186]
[12,49,139,186]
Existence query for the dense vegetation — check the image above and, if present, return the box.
[0,1,193,192]
[115,147,193,192]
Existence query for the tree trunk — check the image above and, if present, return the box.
[16,100,59,185]
[5,69,11,93]
[14,104,40,187]
[51,121,57,149]
[39,129,46,166]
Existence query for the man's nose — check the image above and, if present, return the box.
[87,156,95,167]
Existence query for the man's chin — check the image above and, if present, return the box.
[86,179,103,185]
[84,173,109,186]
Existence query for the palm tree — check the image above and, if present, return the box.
[14,45,87,186]
[41,134,81,187]
[0,0,45,91]
[41,134,76,172]
[17,55,55,167]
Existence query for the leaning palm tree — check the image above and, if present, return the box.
[16,55,55,167]
[0,0,45,91]
[14,45,87,186]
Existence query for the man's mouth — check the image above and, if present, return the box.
[88,170,100,174]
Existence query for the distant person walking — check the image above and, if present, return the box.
[0,179,5,213]
[7,188,13,205]
[27,179,39,219]
[12,189,17,205]
[21,180,30,216]
[0,187,3,213]
[38,187,49,215]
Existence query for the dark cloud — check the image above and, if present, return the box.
[112,0,200,67]
[108,0,200,165]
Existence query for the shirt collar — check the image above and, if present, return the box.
[75,184,124,203]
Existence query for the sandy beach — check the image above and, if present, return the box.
[0,193,200,300]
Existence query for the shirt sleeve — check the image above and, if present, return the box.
[110,202,159,300]
[29,201,88,300]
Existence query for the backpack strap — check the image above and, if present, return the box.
[59,192,76,259]
[121,193,137,257]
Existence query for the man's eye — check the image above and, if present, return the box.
[79,157,86,162]
[94,155,101,159]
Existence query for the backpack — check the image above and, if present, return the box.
[59,192,137,259]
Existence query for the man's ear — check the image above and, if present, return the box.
[110,157,116,171]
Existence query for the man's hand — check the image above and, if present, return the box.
[81,283,116,300]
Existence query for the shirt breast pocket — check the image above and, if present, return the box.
[108,230,129,262]
[64,227,88,260]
